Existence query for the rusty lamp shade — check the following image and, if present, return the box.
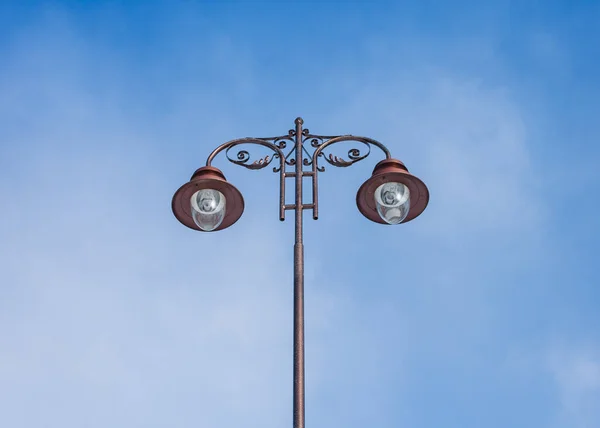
[172,166,244,232]
[356,159,429,225]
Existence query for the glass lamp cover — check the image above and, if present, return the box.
[375,182,410,224]
[190,189,226,231]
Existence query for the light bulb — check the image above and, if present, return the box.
[375,182,410,224]
[190,189,226,231]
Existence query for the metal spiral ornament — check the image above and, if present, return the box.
[205,129,391,176]
[225,145,278,171]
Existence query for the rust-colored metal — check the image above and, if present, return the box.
[292,117,305,428]
[356,158,429,224]
[171,166,244,232]
[171,118,429,428]
[310,135,392,220]
[205,138,286,221]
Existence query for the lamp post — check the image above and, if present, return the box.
[172,117,429,428]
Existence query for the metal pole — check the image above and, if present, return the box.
[293,117,305,428]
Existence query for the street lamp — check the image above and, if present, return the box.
[172,117,429,428]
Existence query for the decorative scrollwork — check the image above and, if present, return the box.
[324,153,353,167]
[205,127,390,177]
[284,145,297,166]
[318,142,370,169]
[226,146,278,171]
[311,135,390,173]
[294,137,322,166]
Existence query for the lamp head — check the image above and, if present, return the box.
[356,159,429,225]
[172,166,244,232]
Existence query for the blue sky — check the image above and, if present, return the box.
[0,1,599,427]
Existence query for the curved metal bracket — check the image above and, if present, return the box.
[306,135,391,220]
[205,137,288,220]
